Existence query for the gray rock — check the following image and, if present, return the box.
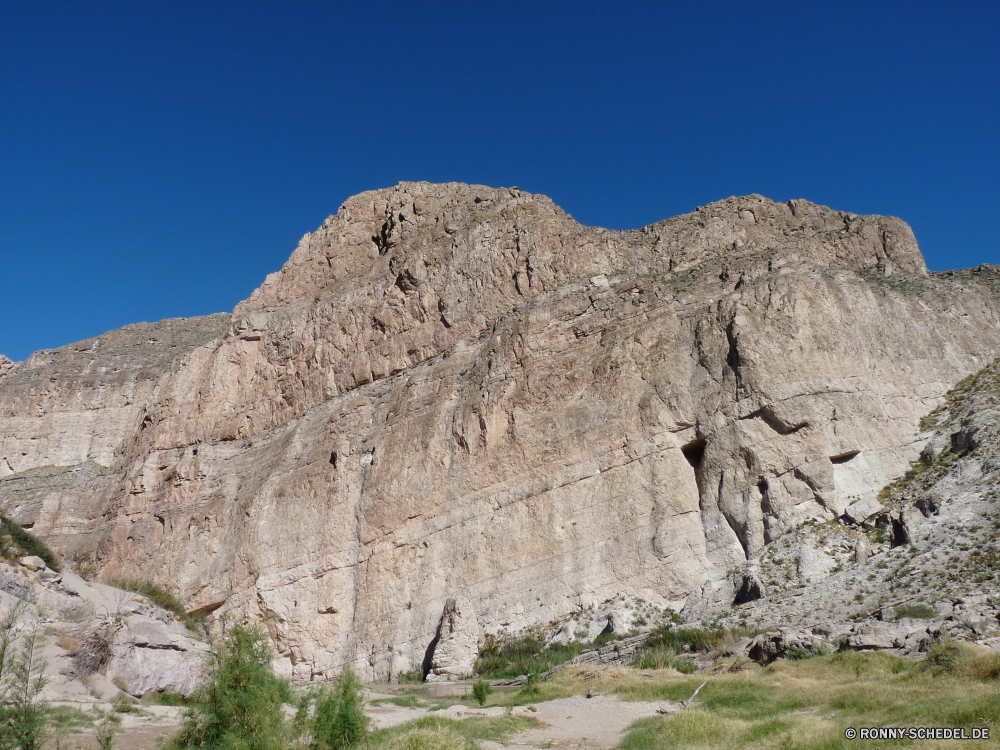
[843,497,883,525]
[106,615,208,697]
[845,622,907,650]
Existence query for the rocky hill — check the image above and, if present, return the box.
[2,182,1000,682]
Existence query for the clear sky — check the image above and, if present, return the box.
[2,1,998,362]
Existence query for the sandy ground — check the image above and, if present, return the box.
[45,693,676,749]
[42,702,182,749]
[367,694,679,750]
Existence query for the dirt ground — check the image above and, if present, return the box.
[367,693,679,750]
[46,686,674,749]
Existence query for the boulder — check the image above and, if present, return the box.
[843,497,883,525]
[106,615,208,697]
[19,556,46,572]
[844,621,907,650]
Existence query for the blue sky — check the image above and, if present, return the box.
[2,1,998,362]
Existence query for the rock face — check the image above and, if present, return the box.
[425,598,481,681]
[3,182,1000,681]
[107,614,208,697]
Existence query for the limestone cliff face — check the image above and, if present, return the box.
[2,182,1000,681]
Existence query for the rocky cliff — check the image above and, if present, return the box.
[2,182,1000,682]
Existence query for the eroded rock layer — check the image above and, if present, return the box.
[2,182,1000,681]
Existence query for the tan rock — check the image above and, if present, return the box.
[19,556,45,571]
[425,599,480,682]
[2,184,1000,681]
[106,615,209,697]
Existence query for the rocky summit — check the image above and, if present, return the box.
[2,182,1000,683]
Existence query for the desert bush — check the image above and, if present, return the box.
[53,634,80,652]
[104,578,202,631]
[474,631,625,678]
[167,623,289,750]
[634,649,698,672]
[372,716,532,749]
[94,712,121,750]
[381,726,467,750]
[472,677,492,706]
[310,666,368,749]
[111,693,136,714]
[962,649,1000,681]
[0,597,49,750]
[0,517,61,571]
[47,705,93,750]
[396,668,424,683]
[139,690,185,706]
[919,641,966,675]
[894,603,937,619]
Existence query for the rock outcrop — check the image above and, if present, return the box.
[2,182,1000,682]
[0,561,208,699]
[425,598,481,681]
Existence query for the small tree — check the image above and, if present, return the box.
[472,677,492,706]
[311,666,367,749]
[168,623,288,750]
[0,596,49,750]
[94,712,121,750]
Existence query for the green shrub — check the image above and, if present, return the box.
[166,624,289,750]
[963,649,1000,681]
[111,693,135,714]
[785,645,810,661]
[47,705,94,750]
[0,598,49,750]
[634,649,699,673]
[641,624,728,654]
[104,578,202,632]
[474,631,626,679]
[917,641,966,675]
[894,603,938,619]
[139,690,185,706]
[472,677,492,706]
[94,713,121,750]
[311,666,368,749]
[0,517,61,571]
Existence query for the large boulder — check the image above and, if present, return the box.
[106,615,208,697]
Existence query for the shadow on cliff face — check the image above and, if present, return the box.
[421,632,440,680]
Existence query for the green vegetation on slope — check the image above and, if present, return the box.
[611,646,1000,750]
[474,631,628,678]
[0,516,61,571]
[105,578,203,632]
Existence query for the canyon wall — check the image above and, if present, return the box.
[3,182,1000,681]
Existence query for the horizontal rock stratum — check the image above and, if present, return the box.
[3,182,1000,681]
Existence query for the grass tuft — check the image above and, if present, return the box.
[105,578,203,632]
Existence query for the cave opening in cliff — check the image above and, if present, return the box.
[681,439,705,472]
[734,574,763,604]
[681,438,706,487]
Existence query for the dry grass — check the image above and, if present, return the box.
[609,648,1000,749]
[368,716,536,750]
[54,634,81,652]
